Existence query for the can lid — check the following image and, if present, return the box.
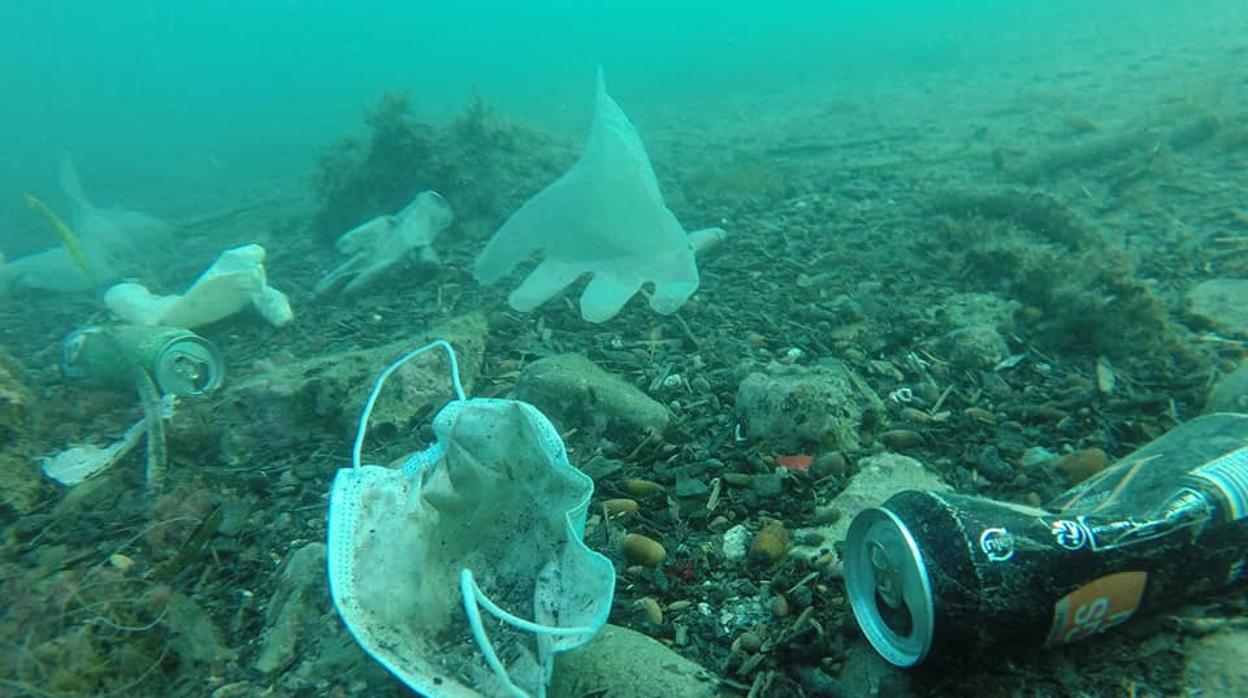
[843,506,935,667]
[152,336,224,395]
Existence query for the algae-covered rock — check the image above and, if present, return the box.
[219,312,488,464]
[936,292,1020,369]
[514,353,670,437]
[735,360,884,453]
[1207,360,1248,414]
[550,624,720,698]
[0,346,40,516]
[1188,278,1248,338]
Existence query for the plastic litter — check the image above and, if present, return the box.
[40,394,176,486]
[104,243,292,328]
[315,190,453,295]
[327,340,615,697]
[473,70,726,323]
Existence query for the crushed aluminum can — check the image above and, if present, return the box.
[61,324,224,396]
[843,412,1248,667]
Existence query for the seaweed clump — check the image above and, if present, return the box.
[923,189,1186,361]
[312,90,569,243]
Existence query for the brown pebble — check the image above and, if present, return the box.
[810,452,848,479]
[602,498,639,517]
[749,519,790,564]
[899,407,932,424]
[746,332,767,348]
[666,600,693,613]
[622,533,667,567]
[624,478,665,497]
[811,506,841,525]
[963,407,997,424]
[1058,448,1109,483]
[795,531,825,547]
[707,515,732,533]
[637,596,663,625]
[736,631,763,653]
[770,594,791,618]
[721,472,752,487]
[1024,491,1043,507]
[879,429,925,449]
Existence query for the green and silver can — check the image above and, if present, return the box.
[844,413,1248,667]
[61,325,224,396]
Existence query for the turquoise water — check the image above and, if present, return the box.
[1,2,1246,696]
[2,0,1237,245]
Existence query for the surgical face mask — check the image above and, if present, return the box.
[327,340,615,697]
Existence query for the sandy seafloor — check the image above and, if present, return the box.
[2,9,1247,698]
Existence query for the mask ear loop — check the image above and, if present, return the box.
[351,339,465,471]
[460,568,597,698]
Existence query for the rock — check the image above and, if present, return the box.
[722,524,751,561]
[165,590,237,664]
[1188,279,1248,337]
[1183,628,1248,695]
[838,640,914,698]
[515,353,670,437]
[736,360,884,453]
[550,624,720,698]
[936,293,1020,369]
[1207,360,1248,414]
[219,312,487,464]
[791,453,949,559]
[1057,447,1110,483]
[0,347,40,517]
[255,542,328,674]
[974,444,1015,483]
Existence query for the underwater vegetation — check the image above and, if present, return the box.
[923,189,1184,360]
[312,91,568,244]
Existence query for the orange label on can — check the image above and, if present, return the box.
[1045,571,1148,646]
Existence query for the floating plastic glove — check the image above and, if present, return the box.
[473,71,726,323]
[0,153,168,293]
[104,244,293,328]
[328,340,615,697]
[315,190,453,295]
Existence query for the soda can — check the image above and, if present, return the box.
[61,324,224,396]
[843,412,1248,667]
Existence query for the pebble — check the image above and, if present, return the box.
[622,533,667,567]
[878,429,924,449]
[708,515,732,533]
[811,451,848,479]
[624,479,666,497]
[810,506,841,525]
[1058,447,1109,483]
[736,631,763,653]
[637,596,663,625]
[602,498,639,517]
[770,594,791,618]
[723,524,752,561]
[749,519,790,565]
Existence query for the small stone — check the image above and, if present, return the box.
[770,594,791,618]
[810,451,848,479]
[751,473,785,497]
[878,429,924,450]
[736,631,763,653]
[1058,448,1109,483]
[1021,446,1058,470]
[707,515,731,533]
[625,478,666,497]
[810,506,841,525]
[637,596,663,625]
[673,477,708,497]
[722,524,751,561]
[602,498,639,517]
[749,519,790,565]
[621,533,666,567]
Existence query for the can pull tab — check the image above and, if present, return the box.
[169,350,211,393]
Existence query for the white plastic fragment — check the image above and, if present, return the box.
[105,243,293,328]
[41,420,146,486]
